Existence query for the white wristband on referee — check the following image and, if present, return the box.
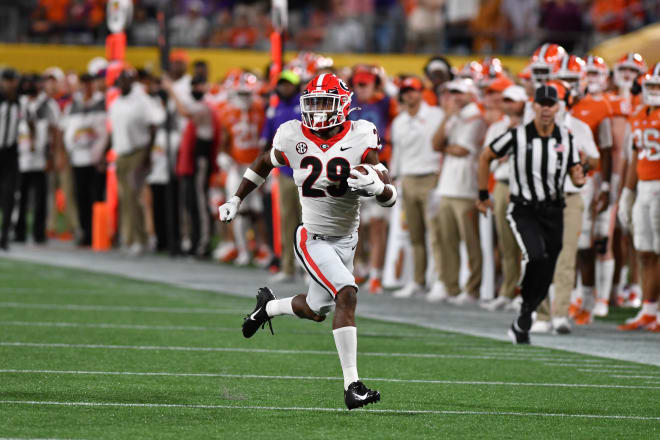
[377,184,397,207]
[600,181,611,192]
[270,148,284,167]
[244,168,266,187]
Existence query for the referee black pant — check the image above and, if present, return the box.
[15,170,48,243]
[507,201,564,332]
[72,165,106,246]
[0,145,18,249]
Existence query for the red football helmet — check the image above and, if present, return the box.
[479,57,504,88]
[641,62,660,107]
[530,43,566,87]
[457,61,484,82]
[582,55,609,94]
[300,73,353,130]
[554,55,584,95]
[614,53,647,90]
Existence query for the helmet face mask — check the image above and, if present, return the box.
[300,74,352,130]
[614,53,646,91]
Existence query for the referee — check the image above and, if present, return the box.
[476,85,586,344]
[0,68,22,251]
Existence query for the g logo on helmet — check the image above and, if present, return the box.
[107,0,133,33]
[296,142,308,154]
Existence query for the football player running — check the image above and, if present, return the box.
[617,63,660,332]
[218,73,397,409]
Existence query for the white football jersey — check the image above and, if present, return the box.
[273,119,381,236]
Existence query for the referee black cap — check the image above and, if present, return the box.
[534,85,558,105]
[1,68,19,81]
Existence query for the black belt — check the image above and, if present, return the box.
[510,195,564,209]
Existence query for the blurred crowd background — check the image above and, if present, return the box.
[0,0,659,54]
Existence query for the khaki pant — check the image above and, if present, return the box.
[47,163,80,234]
[436,196,482,296]
[538,192,584,320]
[116,148,150,248]
[494,182,520,298]
[279,175,302,275]
[402,174,438,286]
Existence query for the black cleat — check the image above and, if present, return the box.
[242,287,276,338]
[344,381,381,410]
[508,323,530,345]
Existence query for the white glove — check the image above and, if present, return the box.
[218,196,241,222]
[617,187,634,231]
[348,165,385,196]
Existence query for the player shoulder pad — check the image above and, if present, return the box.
[351,119,382,151]
[272,119,303,152]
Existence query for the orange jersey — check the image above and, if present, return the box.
[605,92,642,118]
[571,94,613,149]
[219,99,265,165]
[629,105,660,181]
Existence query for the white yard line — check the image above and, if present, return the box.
[545,363,640,369]
[0,302,242,315]
[0,341,627,364]
[609,374,660,379]
[1,369,659,390]
[1,400,658,421]
[577,369,650,374]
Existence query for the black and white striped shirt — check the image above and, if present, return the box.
[0,93,22,149]
[489,121,579,204]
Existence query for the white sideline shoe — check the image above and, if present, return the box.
[426,281,449,303]
[505,296,523,312]
[552,317,572,335]
[269,271,295,283]
[530,319,552,333]
[447,291,478,306]
[593,299,609,317]
[393,282,424,299]
[481,296,512,312]
[234,252,250,266]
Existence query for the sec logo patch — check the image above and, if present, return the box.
[296,142,308,154]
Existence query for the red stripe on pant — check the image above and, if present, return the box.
[300,227,338,296]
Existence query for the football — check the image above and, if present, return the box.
[349,164,388,196]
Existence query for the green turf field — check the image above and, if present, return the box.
[0,258,658,439]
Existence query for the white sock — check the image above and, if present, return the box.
[619,266,629,292]
[233,216,249,255]
[265,297,295,317]
[596,259,615,301]
[582,286,595,312]
[369,267,382,280]
[642,301,658,317]
[333,326,359,390]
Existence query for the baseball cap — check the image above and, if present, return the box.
[169,49,190,64]
[502,85,527,102]
[534,85,558,105]
[353,70,377,85]
[487,77,514,93]
[278,69,301,86]
[400,76,423,92]
[1,68,19,81]
[445,78,476,95]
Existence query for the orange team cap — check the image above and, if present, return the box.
[487,77,514,93]
[170,49,190,64]
[400,77,423,91]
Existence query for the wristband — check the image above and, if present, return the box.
[479,190,489,202]
[377,184,397,207]
[244,168,265,186]
[600,181,610,193]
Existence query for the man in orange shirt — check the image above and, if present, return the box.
[557,55,615,323]
[607,53,647,307]
[218,72,267,266]
[617,63,660,332]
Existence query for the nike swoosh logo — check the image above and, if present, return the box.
[340,146,352,151]
[355,392,369,400]
[249,308,261,320]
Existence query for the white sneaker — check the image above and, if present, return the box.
[426,281,449,303]
[128,242,144,257]
[447,291,478,306]
[234,252,250,266]
[505,296,523,312]
[480,296,512,312]
[393,282,424,298]
[552,317,572,334]
[593,299,609,317]
[269,271,295,283]
[530,319,552,333]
